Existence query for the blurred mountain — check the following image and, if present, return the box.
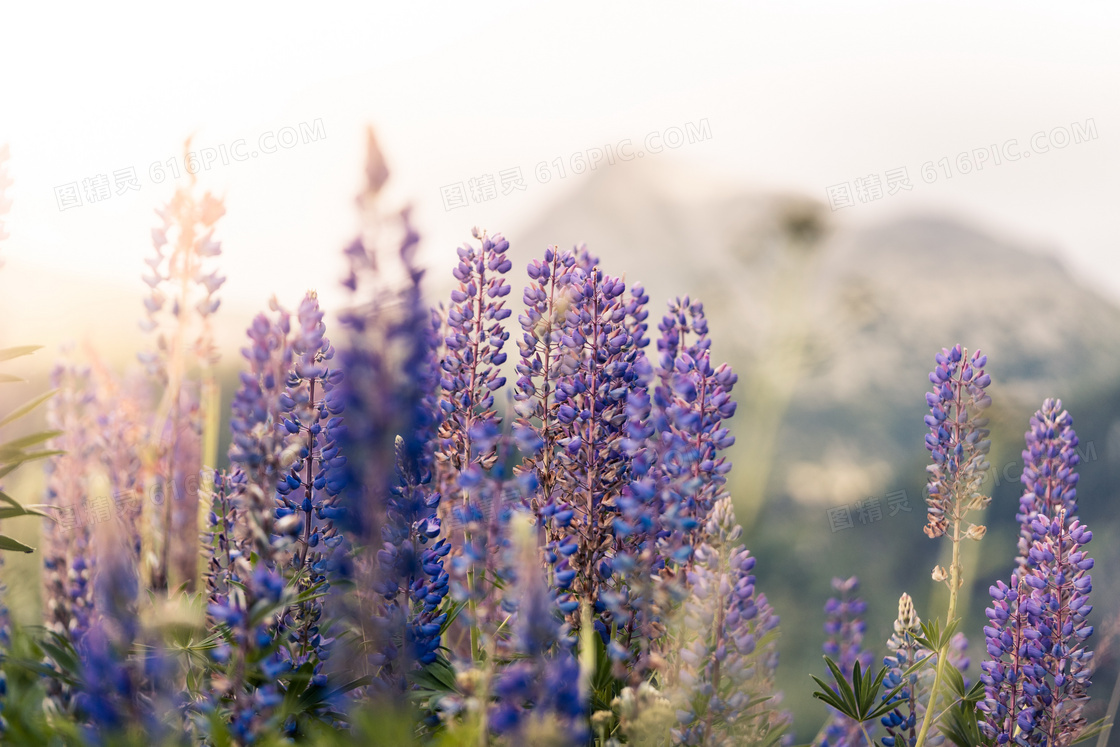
[510,157,1120,507]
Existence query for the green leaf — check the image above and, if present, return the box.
[0,373,24,383]
[439,598,467,636]
[810,674,849,713]
[0,533,34,552]
[811,656,907,724]
[0,449,64,478]
[0,388,57,427]
[939,694,990,747]
[1069,718,1110,745]
[825,656,859,713]
[0,429,62,456]
[0,491,50,519]
[916,616,962,653]
[0,345,42,362]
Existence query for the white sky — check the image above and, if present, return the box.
[2,0,1118,350]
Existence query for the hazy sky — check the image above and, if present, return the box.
[2,1,1118,350]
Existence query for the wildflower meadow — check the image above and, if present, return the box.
[0,132,1110,747]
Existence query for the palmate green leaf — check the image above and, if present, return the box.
[811,656,906,724]
[931,653,991,747]
[827,656,859,712]
[410,655,458,695]
[0,345,42,362]
[0,387,57,427]
[36,630,84,687]
[915,616,961,653]
[939,682,988,746]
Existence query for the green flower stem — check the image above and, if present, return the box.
[914,514,963,747]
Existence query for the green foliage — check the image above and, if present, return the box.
[810,656,903,725]
[937,661,989,747]
[0,344,57,553]
[912,616,961,657]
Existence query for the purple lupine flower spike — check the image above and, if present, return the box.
[435,228,512,489]
[1015,399,1080,578]
[552,262,642,626]
[204,469,244,626]
[229,303,294,565]
[980,402,1095,747]
[1027,510,1095,744]
[274,291,346,674]
[924,345,992,540]
[651,298,738,562]
[335,197,445,687]
[433,228,511,657]
[978,576,1047,744]
[513,246,577,522]
[75,533,179,743]
[822,576,874,747]
[674,498,789,746]
[879,593,935,747]
[657,296,710,368]
[487,516,586,744]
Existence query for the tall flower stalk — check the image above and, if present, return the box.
[140,146,226,592]
[513,247,577,533]
[1027,512,1095,745]
[978,399,1096,746]
[335,139,448,689]
[1014,399,1080,579]
[915,345,991,747]
[820,576,873,747]
[550,262,644,633]
[228,303,294,565]
[650,297,737,566]
[435,228,511,660]
[879,594,933,747]
[978,575,1046,744]
[672,497,787,746]
[275,291,346,673]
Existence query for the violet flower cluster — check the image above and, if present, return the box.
[651,297,737,563]
[488,517,585,743]
[673,498,788,747]
[923,345,992,541]
[879,593,938,747]
[228,303,294,563]
[6,134,802,747]
[1014,399,1081,578]
[979,401,1096,747]
[274,291,347,672]
[821,576,874,747]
